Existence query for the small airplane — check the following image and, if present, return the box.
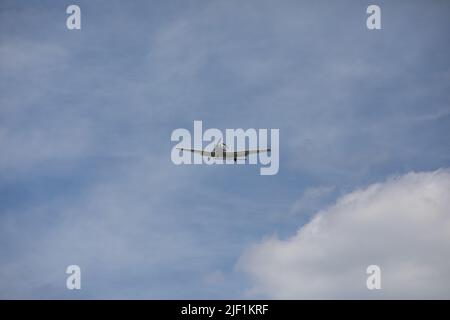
[177,139,271,163]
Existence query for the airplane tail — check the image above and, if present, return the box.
[213,138,227,154]
[214,138,222,148]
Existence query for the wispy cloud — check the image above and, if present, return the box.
[0,0,449,298]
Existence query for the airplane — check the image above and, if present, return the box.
[177,139,271,163]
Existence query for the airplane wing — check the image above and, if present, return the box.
[226,148,271,157]
[176,147,212,157]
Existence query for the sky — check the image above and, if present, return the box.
[0,0,449,299]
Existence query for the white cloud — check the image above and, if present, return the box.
[237,169,450,299]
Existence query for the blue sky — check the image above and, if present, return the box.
[1,0,449,298]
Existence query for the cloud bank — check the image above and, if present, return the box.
[238,169,450,299]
